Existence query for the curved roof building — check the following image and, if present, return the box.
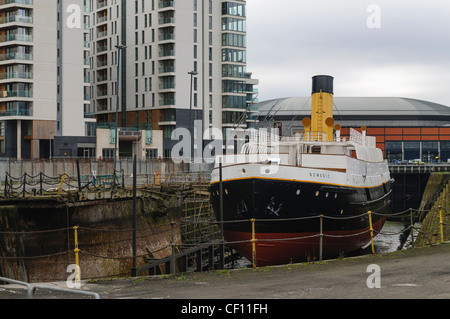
[257,97,450,126]
[255,97,450,163]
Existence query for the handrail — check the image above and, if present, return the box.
[0,277,100,299]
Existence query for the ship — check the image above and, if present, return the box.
[209,75,393,266]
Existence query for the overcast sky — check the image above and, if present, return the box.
[246,0,450,106]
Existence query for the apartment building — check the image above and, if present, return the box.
[89,0,258,160]
[0,0,94,159]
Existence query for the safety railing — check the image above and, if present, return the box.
[0,207,448,280]
[1,170,211,199]
[215,206,450,268]
[0,276,100,299]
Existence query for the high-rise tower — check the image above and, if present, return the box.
[0,0,92,159]
[89,0,258,159]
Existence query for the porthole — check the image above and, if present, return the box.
[225,189,229,195]
[242,169,246,174]
[296,189,301,196]
[335,193,338,199]
[325,192,329,198]
[315,191,320,197]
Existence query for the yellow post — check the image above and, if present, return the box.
[251,219,257,269]
[439,206,444,243]
[57,173,66,195]
[368,211,375,254]
[73,226,81,283]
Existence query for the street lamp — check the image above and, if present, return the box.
[188,71,198,164]
[114,44,126,181]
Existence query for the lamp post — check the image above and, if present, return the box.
[114,44,126,180]
[188,71,198,165]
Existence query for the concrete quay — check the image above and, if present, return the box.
[1,242,450,300]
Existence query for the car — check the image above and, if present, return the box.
[412,159,425,165]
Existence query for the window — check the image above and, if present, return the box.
[102,148,115,159]
[145,149,158,159]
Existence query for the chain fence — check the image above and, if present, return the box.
[1,206,448,280]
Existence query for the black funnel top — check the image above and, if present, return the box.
[312,75,334,95]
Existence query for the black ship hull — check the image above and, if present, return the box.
[210,177,392,266]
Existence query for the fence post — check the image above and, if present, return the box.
[319,215,323,262]
[251,218,257,269]
[4,174,7,197]
[170,222,176,275]
[76,159,82,192]
[439,206,444,243]
[39,172,43,195]
[131,155,137,278]
[410,208,414,249]
[368,211,375,254]
[73,226,81,283]
[57,173,66,195]
[22,173,27,197]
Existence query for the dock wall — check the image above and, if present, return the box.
[415,173,450,247]
[0,190,185,283]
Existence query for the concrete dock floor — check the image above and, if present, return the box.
[1,242,450,300]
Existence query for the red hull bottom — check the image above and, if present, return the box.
[225,217,386,266]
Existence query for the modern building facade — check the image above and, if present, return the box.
[0,0,95,159]
[256,97,450,163]
[89,0,258,160]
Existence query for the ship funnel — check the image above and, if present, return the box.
[312,75,334,95]
[303,75,335,142]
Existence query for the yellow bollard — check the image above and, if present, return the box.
[57,173,66,195]
[251,219,257,269]
[73,226,81,283]
[368,211,375,254]
[439,206,444,243]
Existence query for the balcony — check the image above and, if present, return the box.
[97,30,107,39]
[0,15,33,25]
[97,89,108,97]
[0,108,32,117]
[0,71,33,80]
[159,66,175,74]
[158,50,175,58]
[1,90,33,98]
[159,17,175,25]
[0,0,33,5]
[97,0,107,10]
[0,34,33,43]
[0,52,32,62]
[159,99,175,107]
[158,33,175,42]
[159,83,175,90]
[158,1,174,9]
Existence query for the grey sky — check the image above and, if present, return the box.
[246,0,450,106]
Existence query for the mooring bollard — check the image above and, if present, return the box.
[368,211,375,254]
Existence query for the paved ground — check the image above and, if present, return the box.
[1,243,450,301]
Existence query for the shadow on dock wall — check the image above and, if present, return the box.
[0,193,183,283]
[391,172,430,214]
